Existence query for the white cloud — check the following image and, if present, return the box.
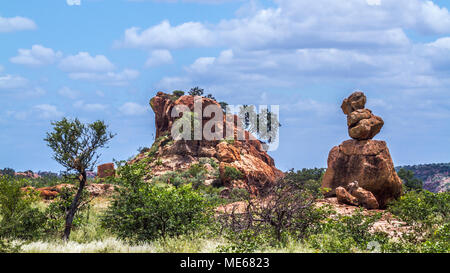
[145,50,173,67]
[33,104,63,119]
[73,100,108,112]
[119,102,148,116]
[68,69,140,86]
[24,87,46,97]
[59,52,115,72]
[58,86,79,99]
[0,74,28,89]
[67,0,81,6]
[117,20,213,49]
[366,0,381,6]
[10,45,62,66]
[0,16,36,32]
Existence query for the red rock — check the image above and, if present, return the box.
[336,186,359,206]
[342,92,384,140]
[322,139,402,208]
[352,187,379,210]
[341,91,366,115]
[97,163,115,179]
[137,92,284,195]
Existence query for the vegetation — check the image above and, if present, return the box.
[101,161,213,243]
[1,111,447,253]
[397,168,423,191]
[44,118,114,240]
[0,176,46,241]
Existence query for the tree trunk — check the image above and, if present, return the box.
[63,171,87,241]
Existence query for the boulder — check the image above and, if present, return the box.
[336,186,359,206]
[322,139,402,208]
[97,163,115,179]
[347,109,384,140]
[352,187,379,210]
[341,91,366,115]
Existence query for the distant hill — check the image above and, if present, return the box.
[396,163,450,193]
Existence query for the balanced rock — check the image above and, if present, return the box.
[342,91,384,140]
[322,91,402,208]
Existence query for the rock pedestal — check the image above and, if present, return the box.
[322,92,402,209]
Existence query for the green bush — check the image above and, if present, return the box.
[223,166,243,181]
[306,209,387,253]
[172,90,185,97]
[102,161,212,242]
[385,190,449,252]
[0,176,46,240]
[45,187,91,236]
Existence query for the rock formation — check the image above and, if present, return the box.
[322,91,402,208]
[132,92,283,196]
[97,163,115,179]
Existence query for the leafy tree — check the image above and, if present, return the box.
[188,86,204,96]
[397,168,423,191]
[44,118,114,240]
[0,168,15,177]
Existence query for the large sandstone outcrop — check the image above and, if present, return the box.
[322,92,402,208]
[133,92,283,195]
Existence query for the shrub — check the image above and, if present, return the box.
[101,161,212,242]
[0,176,46,240]
[306,209,387,253]
[223,166,243,181]
[172,90,185,97]
[218,176,330,249]
[45,187,91,236]
[188,86,204,96]
[386,190,449,252]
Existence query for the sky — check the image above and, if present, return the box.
[1,0,449,173]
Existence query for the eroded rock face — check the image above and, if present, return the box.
[322,139,402,208]
[135,92,284,195]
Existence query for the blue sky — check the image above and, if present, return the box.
[1,0,449,173]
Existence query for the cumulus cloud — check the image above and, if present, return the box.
[10,45,62,66]
[59,52,115,72]
[33,104,63,119]
[145,50,173,67]
[0,16,36,32]
[67,0,81,6]
[119,102,148,116]
[0,74,28,89]
[117,20,213,49]
[68,69,140,86]
[73,100,108,112]
[58,86,80,99]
